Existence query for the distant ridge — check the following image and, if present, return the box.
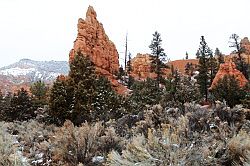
[0,59,69,93]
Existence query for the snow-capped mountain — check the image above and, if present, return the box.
[0,59,69,93]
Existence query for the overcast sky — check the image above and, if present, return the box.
[0,0,250,67]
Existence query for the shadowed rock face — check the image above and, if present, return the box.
[69,6,126,94]
[210,61,248,89]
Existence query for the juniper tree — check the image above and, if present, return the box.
[196,36,213,102]
[149,31,167,85]
[212,75,246,107]
[229,33,249,79]
[8,88,35,121]
[0,92,12,121]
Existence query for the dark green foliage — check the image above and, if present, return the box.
[49,51,123,125]
[126,53,134,89]
[185,51,189,59]
[68,52,97,125]
[208,53,218,85]
[0,92,12,121]
[48,76,72,125]
[185,62,195,76]
[149,31,167,84]
[212,75,246,107]
[215,47,224,64]
[117,66,125,81]
[30,80,48,107]
[161,73,200,109]
[93,76,122,121]
[130,78,162,112]
[196,36,213,102]
[241,83,250,108]
[6,88,35,121]
[229,33,249,79]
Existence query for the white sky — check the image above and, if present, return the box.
[0,0,250,67]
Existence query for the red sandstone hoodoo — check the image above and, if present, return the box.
[69,6,126,94]
[210,61,248,89]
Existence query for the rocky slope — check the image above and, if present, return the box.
[0,59,69,93]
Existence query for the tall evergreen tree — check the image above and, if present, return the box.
[117,66,125,81]
[214,47,224,64]
[149,31,167,85]
[185,62,195,77]
[127,52,134,89]
[229,33,249,79]
[30,80,48,107]
[68,51,97,125]
[93,76,122,121]
[8,88,35,121]
[208,53,218,86]
[196,36,213,102]
[49,76,72,125]
[185,52,189,59]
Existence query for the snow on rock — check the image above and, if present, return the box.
[0,67,36,76]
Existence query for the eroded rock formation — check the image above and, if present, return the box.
[130,53,156,79]
[241,37,250,55]
[130,53,198,79]
[210,61,248,89]
[69,6,126,94]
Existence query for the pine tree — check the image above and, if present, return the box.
[127,52,134,89]
[93,76,122,121]
[117,66,125,81]
[8,88,35,121]
[185,62,195,77]
[185,52,189,59]
[130,78,161,112]
[149,31,167,85]
[49,76,72,125]
[214,47,224,64]
[68,51,97,125]
[30,80,48,107]
[196,36,212,102]
[229,34,249,79]
[212,75,246,107]
[208,54,218,86]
